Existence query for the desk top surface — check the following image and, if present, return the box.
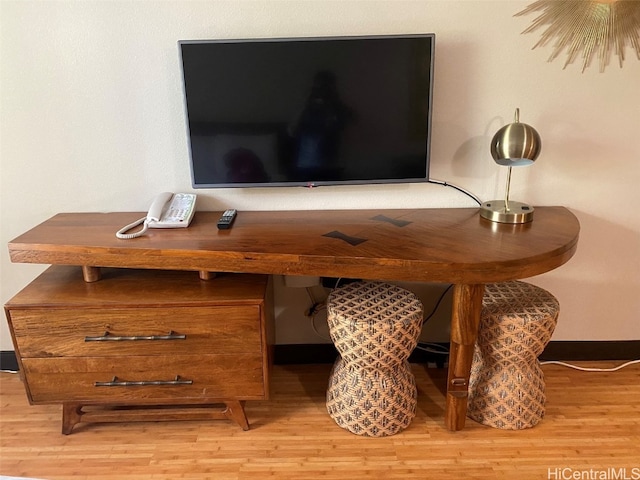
[8,207,580,284]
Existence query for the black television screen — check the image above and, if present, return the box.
[179,34,435,188]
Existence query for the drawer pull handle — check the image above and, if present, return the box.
[94,375,193,387]
[84,331,186,342]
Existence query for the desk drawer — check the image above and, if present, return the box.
[22,354,265,403]
[10,306,262,357]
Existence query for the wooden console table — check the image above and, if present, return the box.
[7,207,580,431]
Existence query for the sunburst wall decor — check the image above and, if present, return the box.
[515,0,640,72]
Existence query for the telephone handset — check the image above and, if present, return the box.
[116,192,197,239]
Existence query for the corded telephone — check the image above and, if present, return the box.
[116,192,197,239]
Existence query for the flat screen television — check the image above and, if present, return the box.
[179,34,435,188]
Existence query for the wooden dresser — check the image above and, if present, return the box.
[5,265,274,434]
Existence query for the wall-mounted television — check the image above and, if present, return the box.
[179,34,435,188]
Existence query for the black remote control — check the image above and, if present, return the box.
[217,209,237,230]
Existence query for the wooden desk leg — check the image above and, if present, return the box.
[224,400,249,431]
[199,271,216,281]
[445,283,484,431]
[62,403,84,435]
[81,266,101,283]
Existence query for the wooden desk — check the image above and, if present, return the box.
[8,207,580,431]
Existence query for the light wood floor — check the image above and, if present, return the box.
[1,362,639,480]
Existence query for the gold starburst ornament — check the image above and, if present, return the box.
[516,0,640,72]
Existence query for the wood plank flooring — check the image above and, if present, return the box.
[1,362,639,479]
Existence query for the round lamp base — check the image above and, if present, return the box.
[480,201,534,224]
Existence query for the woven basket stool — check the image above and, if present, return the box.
[325,281,423,437]
[468,281,559,430]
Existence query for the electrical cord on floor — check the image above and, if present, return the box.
[540,359,640,372]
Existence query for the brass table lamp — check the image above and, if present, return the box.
[480,108,541,224]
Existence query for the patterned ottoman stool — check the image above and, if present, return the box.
[468,281,559,429]
[325,281,424,437]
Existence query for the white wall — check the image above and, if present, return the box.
[1,0,639,351]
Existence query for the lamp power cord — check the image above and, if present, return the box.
[427,179,483,206]
[539,359,640,372]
